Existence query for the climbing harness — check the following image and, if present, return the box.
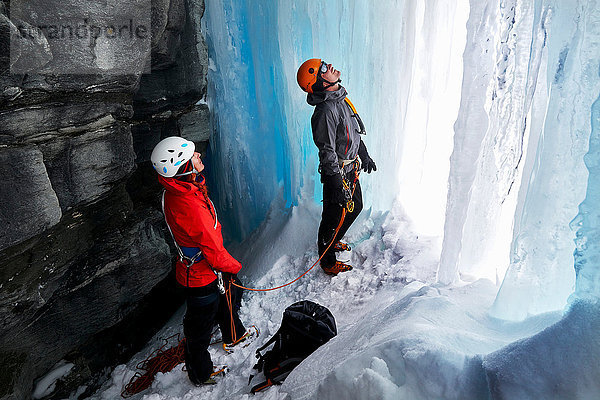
[162,191,203,287]
[339,157,360,213]
[338,157,357,167]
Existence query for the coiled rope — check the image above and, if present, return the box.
[121,334,186,398]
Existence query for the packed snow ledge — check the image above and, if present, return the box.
[91,201,600,400]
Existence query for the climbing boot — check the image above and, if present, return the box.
[199,366,228,385]
[333,241,351,252]
[223,325,260,353]
[322,261,353,276]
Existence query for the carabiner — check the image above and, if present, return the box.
[216,272,226,294]
[346,200,355,213]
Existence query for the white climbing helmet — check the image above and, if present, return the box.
[151,136,195,177]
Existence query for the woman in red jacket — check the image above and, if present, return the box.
[151,136,247,385]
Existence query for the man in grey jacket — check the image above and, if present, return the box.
[297,58,377,275]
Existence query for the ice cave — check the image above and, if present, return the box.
[2,0,599,399]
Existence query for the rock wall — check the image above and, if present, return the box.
[0,0,209,398]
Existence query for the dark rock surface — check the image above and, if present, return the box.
[179,103,210,143]
[0,0,209,398]
[131,0,208,159]
[39,121,136,210]
[0,147,61,250]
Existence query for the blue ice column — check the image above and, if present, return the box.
[571,93,600,301]
[202,1,294,241]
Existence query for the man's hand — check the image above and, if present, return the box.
[358,140,377,174]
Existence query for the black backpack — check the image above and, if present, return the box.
[249,300,337,393]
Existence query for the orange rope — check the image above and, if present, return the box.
[121,334,186,398]
[231,206,348,292]
[226,279,237,341]
[232,162,360,293]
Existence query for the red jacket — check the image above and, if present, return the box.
[158,175,242,287]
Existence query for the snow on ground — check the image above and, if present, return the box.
[90,201,576,400]
[33,361,75,399]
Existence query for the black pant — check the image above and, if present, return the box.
[182,277,245,384]
[317,175,363,268]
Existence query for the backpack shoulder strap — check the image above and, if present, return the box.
[344,97,366,135]
[162,190,204,264]
[256,328,281,356]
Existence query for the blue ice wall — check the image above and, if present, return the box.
[571,93,600,301]
[490,0,600,320]
[202,1,424,241]
[202,1,293,240]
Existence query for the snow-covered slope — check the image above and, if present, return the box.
[91,201,600,400]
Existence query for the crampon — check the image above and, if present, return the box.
[333,241,351,252]
[322,261,353,276]
[223,325,260,354]
[201,365,229,385]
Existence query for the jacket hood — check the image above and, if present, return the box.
[158,175,204,195]
[307,86,347,106]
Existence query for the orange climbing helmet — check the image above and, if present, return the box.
[297,58,327,93]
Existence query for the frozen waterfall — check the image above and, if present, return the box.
[202,0,600,321]
[489,0,600,319]
[572,93,600,300]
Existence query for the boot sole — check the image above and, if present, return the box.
[322,266,353,276]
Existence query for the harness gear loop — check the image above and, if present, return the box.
[161,187,223,289]
[339,157,360,213]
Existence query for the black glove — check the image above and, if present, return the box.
[358,140,377,173]
[322,173,348,205]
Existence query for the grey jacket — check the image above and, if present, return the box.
[307,86,362,177]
